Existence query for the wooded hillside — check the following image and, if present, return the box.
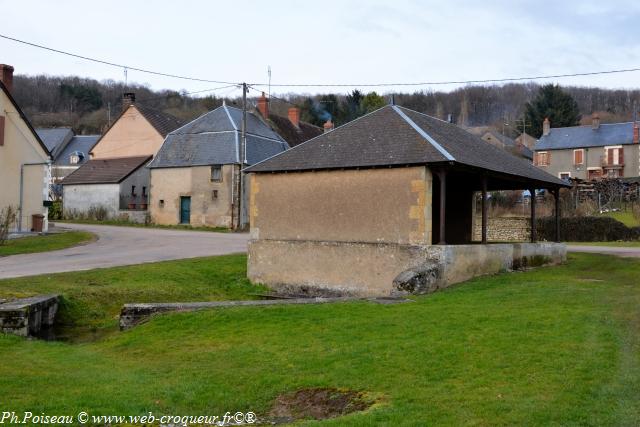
[12,73,640,136]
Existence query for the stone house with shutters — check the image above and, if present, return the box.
[533,115,640,180]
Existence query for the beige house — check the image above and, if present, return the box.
[148,103,296,228]
[246,105,568,297]
[534,115,640,180]
[0,64,51,232]
[90,93,183,159]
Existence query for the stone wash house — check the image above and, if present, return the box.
[62,156,152,219]
[148,103,298,228]
[62,93,183,218]
[534,115,640,180]
[246,105,569,297]
[36,127,100,192]
[0,64,52,232]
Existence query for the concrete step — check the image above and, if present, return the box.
[0,294,60,337]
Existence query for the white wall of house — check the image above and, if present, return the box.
[63,184,120,218]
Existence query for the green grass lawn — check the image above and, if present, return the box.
[55,219,230,233]
[0,231,94,257]
[601,210,640,228]
[567,241,640,247]
[1,253,639,425]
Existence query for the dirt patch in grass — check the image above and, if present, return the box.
[269,387,375,422]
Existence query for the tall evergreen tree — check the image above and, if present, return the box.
[524,84,581,137]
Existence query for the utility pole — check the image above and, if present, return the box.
[236,82,248,230]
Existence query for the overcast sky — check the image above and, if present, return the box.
[2,0,640,97]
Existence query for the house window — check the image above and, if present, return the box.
[131,185,136,197]
[573,149,584,165]
[142,186,147,197]
[212,190,218,200]
[211,165,222,182]
[604,146,624,166]
[559,172,571,181]
[69,154,80,164]
[536,151,550,166]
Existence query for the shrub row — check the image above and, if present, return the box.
[537,216,640,242]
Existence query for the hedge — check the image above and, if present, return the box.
[537,216,640,242]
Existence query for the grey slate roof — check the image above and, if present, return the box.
[135,104,184,137]
[246,105,567,187]
[54,135,100,166]
[148,105,289,168]
[62,156,152,185]
[535,122,635,150]
[36,128,73,155]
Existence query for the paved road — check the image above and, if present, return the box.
[0,223,249,279]
[567,245,640,258]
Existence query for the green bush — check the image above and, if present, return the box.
[48,200,63,220]
[537,216,640,242]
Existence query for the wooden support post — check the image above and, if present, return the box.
[438,170,447,245]
[553,188,561,242]
[530,187,537,242]
[481,176,488,244]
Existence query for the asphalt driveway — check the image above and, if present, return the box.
[567,245,640,258]
[0,223,249,279]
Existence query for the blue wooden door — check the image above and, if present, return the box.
[180,197,191,224]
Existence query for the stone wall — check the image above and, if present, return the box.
[63,184,120,218]
[248,240,566,297]
[473,217,531,242]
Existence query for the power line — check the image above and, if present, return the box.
[0,33,239,85]
[250,68,640,88]
[136,84,238,103]
[4,33,640,89]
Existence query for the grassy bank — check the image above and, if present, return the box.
[55,219,230,233]
[0,231,94,257]
[1,253,639,425]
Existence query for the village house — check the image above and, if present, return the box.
[0,64,52,232]
[62,156,151,220]
[515,132,537,150]
[533,114,640,180]
[467,126,533,161]
[35,127,99,195]
[62,93,182,218]
[245,104,568,297]
[147,98,320,228]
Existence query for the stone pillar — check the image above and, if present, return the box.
[553,188,561,242]
[481,176,488,244]
[530,188,537,242]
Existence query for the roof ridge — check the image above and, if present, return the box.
[244,104,394,172]
[392,105,455,161]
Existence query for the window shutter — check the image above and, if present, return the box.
[608,149,613,165]
[0,116,4,146]
[547,152,551,165]
[575,149,583,164]
[619,148,624,165]
[533,153,538,166]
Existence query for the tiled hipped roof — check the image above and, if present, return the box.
[61,155,152,185]
[246,105,567,187]
[148,105,289,168]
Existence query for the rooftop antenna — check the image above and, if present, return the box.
[123,67,128,91]
[268,66,272,100]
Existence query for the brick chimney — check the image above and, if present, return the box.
[542,117,551,136]
[123,92,136,109]
[591,113,600,130]
[257,92,269,119]
[323,119,334,133]
[288,107,300,128]
[634,122,639,144]
[0,64,14,93]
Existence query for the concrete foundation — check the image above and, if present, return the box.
[248,241,566,297]
[0,295,59,337]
